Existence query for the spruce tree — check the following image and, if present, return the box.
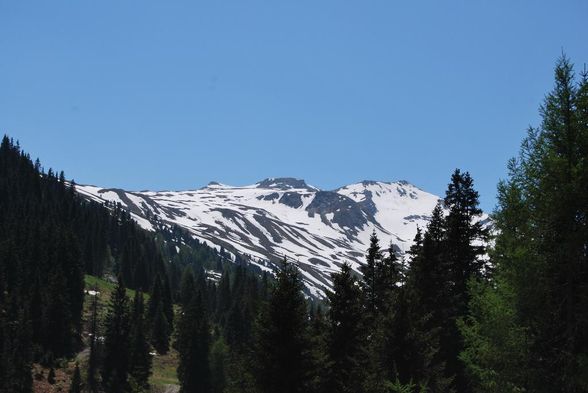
[129,291,152,390]
[442,170,487,392]
[180,267,196,308]
[177,291,211,393]
[360,231,383,318]
[102,275,131,393]
[325,263,367,393]
[460,55,588,393]
[148,275,170,354]
[401,208,454,392]
[253,258,311,393]
[151,302,170,354]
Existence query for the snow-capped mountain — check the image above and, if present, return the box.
[77,178,445,297]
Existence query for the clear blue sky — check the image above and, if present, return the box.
[1,1,586,211]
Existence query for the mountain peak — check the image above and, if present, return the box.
[256,177,314,190]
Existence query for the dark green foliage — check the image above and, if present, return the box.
[180,266,196,308]
[0,303,32,393]
[102,276,131,393]
[210,336,229,393]
[148,275,170,354]
[307,303,328,393]
[325,262,366,393]
[460,55,588,393]
[360,231,384,318]
[177,291,211,393]
[367,170,486,393]
[399,214,454,392]
[0,136,269,392]
[129,291,152,390]
[253,258,311,393]
[151,302,170,355]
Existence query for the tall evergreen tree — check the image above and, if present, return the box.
[177,291,211,393]
[325,263,366,393]
[253,258,311,393]
[129,290,152,390]
[180,266,196,308]
[400,206,454,392]
[441,170,487,392]
[148,275,170,354]
[360,231,383,318]
[102,276,131,393]
[460,55,588,393]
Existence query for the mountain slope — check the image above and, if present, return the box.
[77,177,446,296]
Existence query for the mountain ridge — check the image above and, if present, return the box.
[76,177,452,297]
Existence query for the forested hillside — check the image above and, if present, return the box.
[0,136,269,392]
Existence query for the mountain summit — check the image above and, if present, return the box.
[77,179,447,296]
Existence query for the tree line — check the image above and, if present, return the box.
[0,134,259,392]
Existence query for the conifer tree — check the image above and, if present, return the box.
[177,291,211,393]
[148,275,170,354]
[180,266,196,308]
[439,170,487,392]
[151,302,170,355]
[210,336,229,393]
[325,263,367,393]
[162,276,174,331]
[129,291,152,390]
[460,55,588,393]
[360,231,383,318]
[400,208,454,392]
[253,258,311,393]
[102,275,131,393]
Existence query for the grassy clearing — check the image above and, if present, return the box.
[150,349,180,386]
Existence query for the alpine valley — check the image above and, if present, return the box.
[77,177,486,297]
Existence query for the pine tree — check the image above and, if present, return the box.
[148,275,170,354]
[325,263,367,393]
[102,275,131,393]
[162,276,174,332]
[307,304,328,393]
[177,291,211,393]
[460,55,588,393]
[360,231,383,318]
[253,258,311,393]
[180,267,196,308]
[441,170,487,392]
[391,201,459,392]
[210,336,229,393]
[129,291,152,390]
[151,302,170,354]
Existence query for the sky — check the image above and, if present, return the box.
[1,1,586,211]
